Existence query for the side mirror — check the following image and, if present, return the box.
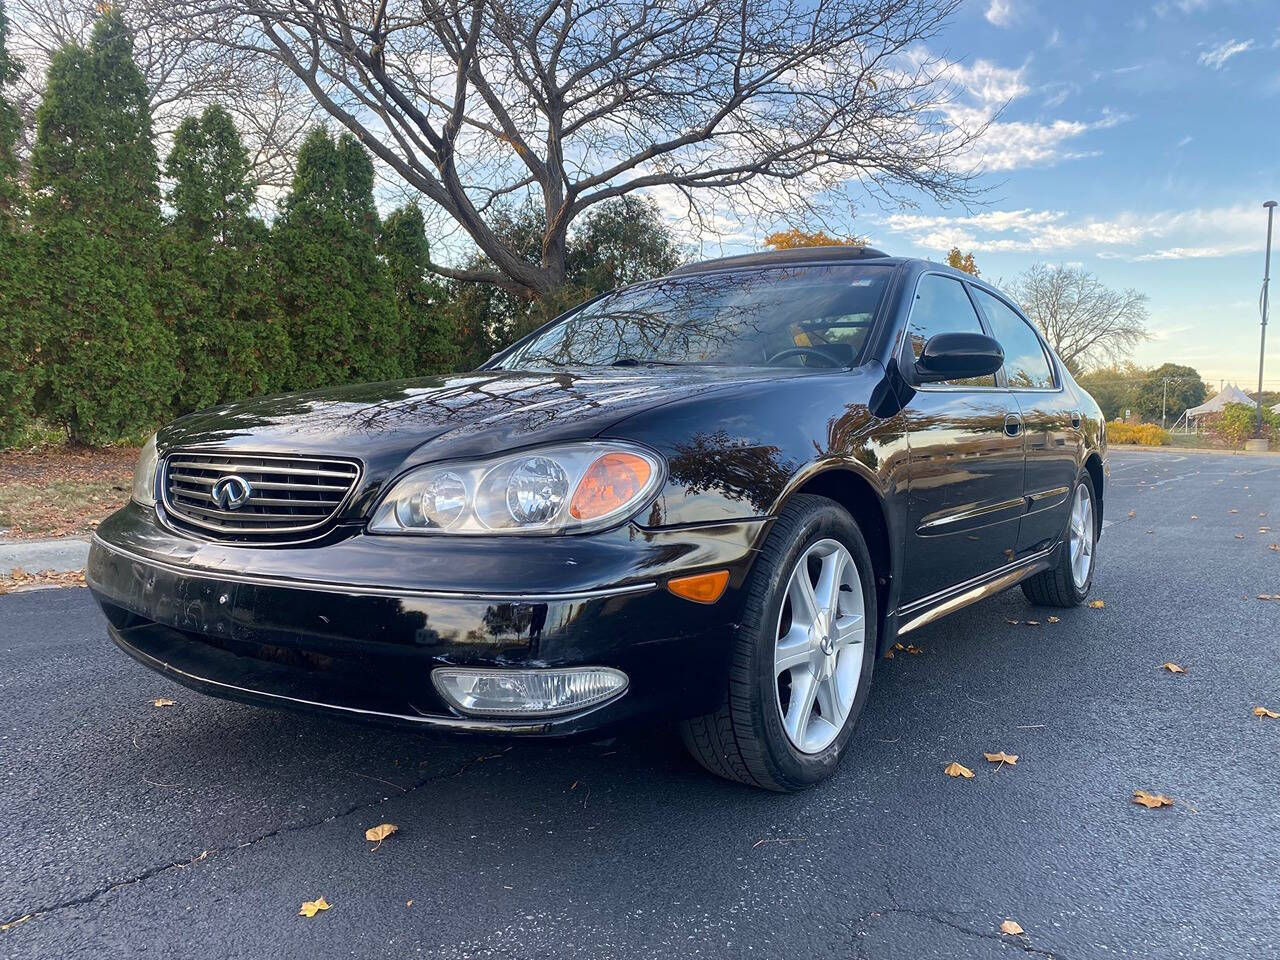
[914,332,1004,384]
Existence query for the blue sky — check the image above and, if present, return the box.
[845,0,1280,387]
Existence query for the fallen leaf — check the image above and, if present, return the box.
[1234,534,1245,540]
[1005,618,1021,625]
[1132,790,1174,809]
[1000,920,1025,936]
[1270,544,1279,552]
[1146,529,1154,534]
[1190,515,1199,520]
[893,642,905,651]
[1025,620,1040,626]
[151,698,175,708]
[1127,510,1136,518]
[1088,600,1105,609]
[883,649,894,660]
[406,899,413,907]
[299,896,331,918]
[984,751,1019,766]
[1259,594,1274,601]
[365,823,399,847]
[1161,662,1185,673]
[1047,616,1060,623]
[944,761,974,779]
[1229,509,1239,514]
[1254,706,1280,719]
[1261,527,1272,533]
[905,644,923,655]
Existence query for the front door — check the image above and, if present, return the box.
[969,286,1081,554]
[899,274,1027,606]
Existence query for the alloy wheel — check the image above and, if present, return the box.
[773,538,866,754]
[1069,483,1095,590]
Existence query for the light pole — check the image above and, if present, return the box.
[1258,200,1277,436]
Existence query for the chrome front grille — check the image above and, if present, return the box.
[162,452,361,540]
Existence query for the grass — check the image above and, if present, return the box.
[0,446,137,540]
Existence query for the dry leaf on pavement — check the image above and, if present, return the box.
[1127,510,1136,518]
[1000,920,1025,936]
[299,896,331,918]
[365,823,399,848]
[984,752,1018,767]
[1132,790,1174,809]
[1253,706,1279,719]
[944,762,974,779]
[1161,663,1185,674]
[1088,600,1105,609]
[151,698,175,708]
[905,644,923,655]
[1234,534,1245,540]
[1047,616,1060,624]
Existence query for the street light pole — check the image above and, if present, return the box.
[1258,200,1277,436]
[1162,377,1168,429]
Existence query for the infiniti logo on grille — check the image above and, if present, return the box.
[210,475,253,510]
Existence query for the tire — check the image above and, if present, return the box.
[681,494,878,792]
[1021,472,1098,608]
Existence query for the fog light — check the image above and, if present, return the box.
[432,667,628,718]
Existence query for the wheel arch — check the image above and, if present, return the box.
[1084,452,1104,535]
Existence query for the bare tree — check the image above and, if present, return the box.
[5,0,317,194]
[1007,263,1150,372]
[179,0,984,297]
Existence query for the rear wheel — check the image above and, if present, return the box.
[681,495,877,791]
[1021,473,1097,607]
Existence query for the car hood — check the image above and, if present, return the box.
[158,367,790,507]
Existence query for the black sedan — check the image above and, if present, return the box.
[88,246,1106,791]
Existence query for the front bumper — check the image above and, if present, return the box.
[88,503,769,737]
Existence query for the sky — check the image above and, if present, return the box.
[782,0,1280,389]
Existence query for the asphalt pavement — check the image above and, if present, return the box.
[1,449,1278,959]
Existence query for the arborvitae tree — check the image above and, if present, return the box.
[28,10,177,445]
[380,204,458,376]
[0,0,33,446]
[162,104,292,409]
[271,128,401,389]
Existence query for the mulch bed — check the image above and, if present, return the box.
[0,445,139,540]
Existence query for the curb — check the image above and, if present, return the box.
[0,537,90,574]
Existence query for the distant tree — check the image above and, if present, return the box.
[28,10,177,445]
[163,103,292,409]
[0,0,34,446]
[450,196,682,370]
[1133,363,1206,426]
[1008,264,1150,374]
[763,228,866,250]
[946,247,979,275]
[1077,362,1144,422]
[380,204,458,376]
[270,127,401,389]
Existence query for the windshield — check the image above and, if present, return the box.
[497,264,893,371]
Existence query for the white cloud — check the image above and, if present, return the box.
[985,0,1018,28]
[878,204,1264,261]
[1198,39,1256,70]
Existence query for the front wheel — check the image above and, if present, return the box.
[681,495,878,791]
[1022,473,1098,607]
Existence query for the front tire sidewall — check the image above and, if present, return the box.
[751,504,877,788]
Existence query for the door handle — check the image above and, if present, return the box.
[1004,413,1022,437]
[1071,410,1082,429]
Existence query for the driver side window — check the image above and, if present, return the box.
[906,275,996,388]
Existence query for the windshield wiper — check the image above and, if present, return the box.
[610,357,690,367]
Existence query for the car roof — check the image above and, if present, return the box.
[668,245,902,275]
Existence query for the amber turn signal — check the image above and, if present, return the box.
[667,569,730,604]
[569,452,653,521]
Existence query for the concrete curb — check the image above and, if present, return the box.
[0,537,90,574]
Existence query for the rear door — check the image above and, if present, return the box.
[970,286,1080,554]
[899,274,1027,606]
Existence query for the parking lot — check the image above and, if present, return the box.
[1,448,1277,959]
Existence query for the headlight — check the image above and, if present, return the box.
[131,434,159,507]
[369,442,665,535]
